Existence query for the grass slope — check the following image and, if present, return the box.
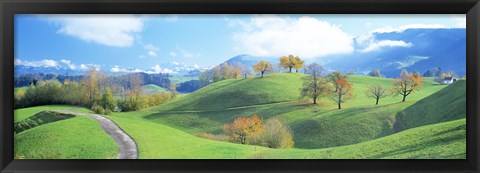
[15,111,76,134]
[141,84,167,94]
[131,74,447,148]
[109,113,465,159]
[14,105,92,123]
[169,76,198,84]
[15,116,118,159]
[254,119,466,159]
[157,73,305,111]
[397,80,466,130]
[109,116,267,159]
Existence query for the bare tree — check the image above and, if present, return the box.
[365,84,388,105]
[300,63,329,104]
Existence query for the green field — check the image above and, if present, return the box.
[169,76,198,84]
[14,73,466,159]
[141,84,168,94]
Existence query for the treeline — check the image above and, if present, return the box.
[15,73,83,87]
[14,72,172,89]
[15,69,177,114]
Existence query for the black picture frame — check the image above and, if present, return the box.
[1,0,479,172]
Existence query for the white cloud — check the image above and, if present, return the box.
[15,59,59,68]
[170,45,199,58]
[451,15,466,28]
[60,59,76,70]
[141,44,160,57]
[229,15,354,58]
[79,64,101,71]
[391,56,430,69]
[165,15,179,22]
[148,51,158,57]
[47,15,144,47]
[110,64,175,74]
[360,40,413,53]
[372,24,446,33]
[144,44,159,52]
[150,64,175,73]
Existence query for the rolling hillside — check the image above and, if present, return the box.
[118,73,449,149]
[141,84,167,94]
[396,80,466,130]
[14,108,118,159]
[13,73,465,159]
[157,73,305,111]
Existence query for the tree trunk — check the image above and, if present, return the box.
[261,71,264,77]
[289,67,292,73]
[402,91,406,102]
[338,92,342,109]
[296,69,298,73]
[375,98,379,105]
[338,101,341,109]
[313,96,317,104]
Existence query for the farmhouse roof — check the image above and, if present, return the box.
[444,77,453,80]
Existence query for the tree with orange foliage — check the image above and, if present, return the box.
[278,55,303,73]
[392,69,423,102]
[223,114,263,144]
[253,61,274,77]
[330,77,354,109]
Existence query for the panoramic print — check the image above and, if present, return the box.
[14,14,466,159]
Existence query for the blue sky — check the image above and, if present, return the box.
[14,14,465,73]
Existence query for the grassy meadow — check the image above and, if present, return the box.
[13,73,466,159]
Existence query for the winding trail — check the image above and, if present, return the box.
[57,110,138,159]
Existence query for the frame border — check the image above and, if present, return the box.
[1,0,479,172]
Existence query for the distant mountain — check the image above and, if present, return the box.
[14,66,83,77]
[323,28,466,77]
[217,28,466,78]
[14,28,465,78]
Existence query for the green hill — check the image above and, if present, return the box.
[396,80,466,130]
[141,84,168,94]
[120,74,448,149]
[157,73,306,111]
[15,116,118,159]
[253,118,466,159]
[15,111,76,134]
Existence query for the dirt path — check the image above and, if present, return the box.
[57,110,138,159]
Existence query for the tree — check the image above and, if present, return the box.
[169,83,177,97]
[434,71,458,83]
[101,87,116,111]
[220,62,230,80]
[327,71,346,92]
[278,55,303,73]
[223,114,263,144]
[253,61,274,77]
[229,67,242,79]
[392,69,423,102]
[300,63,329,104]
[81,69,101,105]
[368,70,381,77]
[365,84,388,105]
[293,56,304,73]
[199,70,212,86]
[330,77,354,109]
[423,70,434,77]
[212,65,221,82]
[413,70,420,77]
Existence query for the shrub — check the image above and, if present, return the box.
[104,108,112,115]
[91,103,105,115]
[249,118,294,149]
